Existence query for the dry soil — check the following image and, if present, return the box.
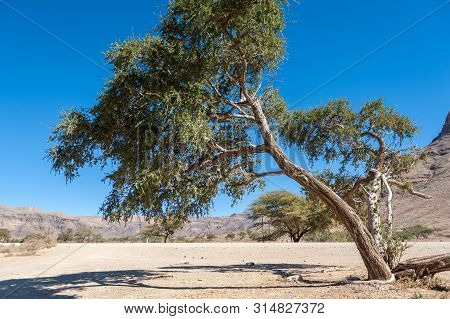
[0,242,449,299]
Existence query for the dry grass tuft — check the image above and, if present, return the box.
[397,276,449,292]
[0,235,56,257]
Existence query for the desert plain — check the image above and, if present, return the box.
[0,242,449,299]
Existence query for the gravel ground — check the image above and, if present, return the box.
[0,242,449,299]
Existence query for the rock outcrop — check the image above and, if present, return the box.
[393,112,450,236]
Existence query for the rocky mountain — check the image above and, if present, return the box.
[0,205,253,239]
[393,112,450,236]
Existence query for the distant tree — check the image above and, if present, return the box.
[91,233,106,243]
[0,228,11,243]
[57,228,74,243]
[251,191,333,243]
[139,214,187,243]
[397,225,436,240]
[74,227,95,243]
[225,233,236,240]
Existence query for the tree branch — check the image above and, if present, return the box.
[186,144,267,174]
[362,131,386,170]
[250,170,284,179]
[343,171,377,205]
[388,179,432,199]
[210,112,255,121]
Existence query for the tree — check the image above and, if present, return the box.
[0,228,11,243]
[48,0,403,280]
[397,225,436,241]
[139,214,187,243]
[74,227,95,243]
[225,233,236,240]
[57,228,74,243]
[250,191,332,242]
[301,102,431,268]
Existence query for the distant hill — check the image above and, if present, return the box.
[393,112,450,236]
[0,205,253,239]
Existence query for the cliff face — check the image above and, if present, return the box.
[393,112,450,236]
[432,112,450,142]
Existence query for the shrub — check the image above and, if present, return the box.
[0,228,11,243]
[0,234,57,257]
[381,225,436,270]
[381,231,408,270]
[225,233,236,240]
[92,234,105,243]
[57,229,74,243]
[22,234,56,252]
[397,225,436,240]
[206,234,217,241]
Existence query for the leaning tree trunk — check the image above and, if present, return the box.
[250,100,393,281]
[393,254,450,279]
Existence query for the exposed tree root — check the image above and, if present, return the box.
[343,274,396,285]
[393,254,450,280]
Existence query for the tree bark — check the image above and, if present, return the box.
[365,171,383,252]
[393,254,450,279]
[381,173,393,236]
[250,100,393,280]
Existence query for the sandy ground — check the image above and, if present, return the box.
[0,242,449,299]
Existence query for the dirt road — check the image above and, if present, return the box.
[0,242,448,299]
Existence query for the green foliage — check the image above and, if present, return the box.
[380,224,435,270]
[381,230,408,270]
[57,229,74,243]
[48,0,287,223]
[303,230,353,243]
[396,225,436,241]
[72,227,104,243]
[225,233,236,240]
[47,0,419,243]
[139,214,187,242]
[250,191,333,242]
[0,228,11,243]
[21,234,57,253]
[282,99,418,175]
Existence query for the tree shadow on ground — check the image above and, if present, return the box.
[161,262,343,280]
[0,270,167,299]
[0,263,347,299]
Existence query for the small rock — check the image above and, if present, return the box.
[287,274,303,282]
[245,262,255,267]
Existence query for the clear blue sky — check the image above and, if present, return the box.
[0,0,449,216]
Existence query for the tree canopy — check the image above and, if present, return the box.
[0,228,11,243]
[48,0,423,280]
[250,191,332,242]
[139,214,187,243]
[49,0,288,223]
